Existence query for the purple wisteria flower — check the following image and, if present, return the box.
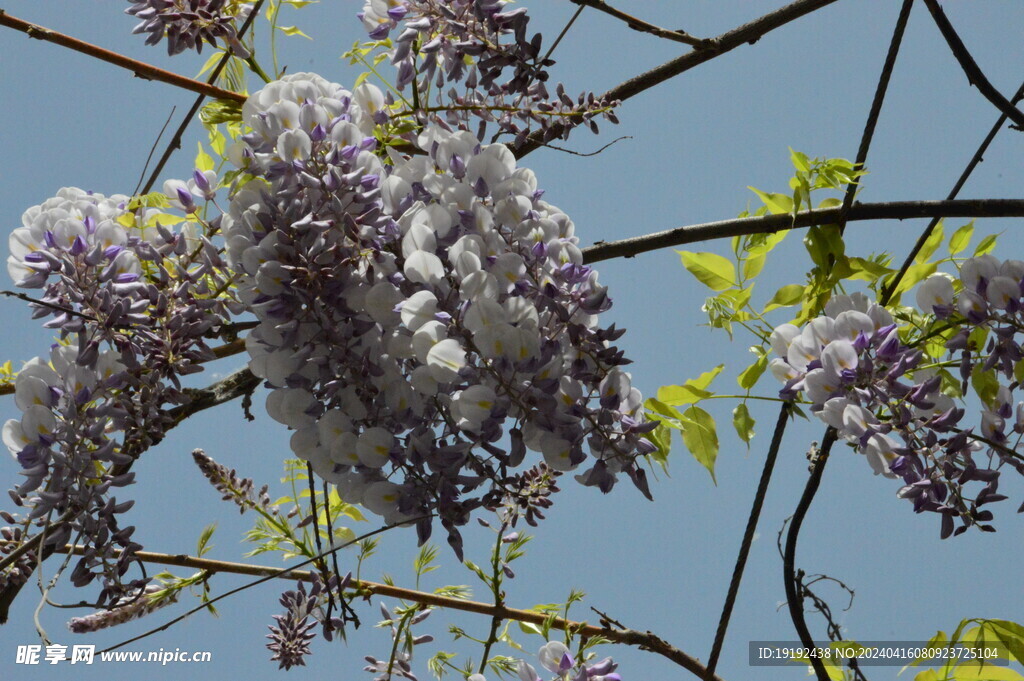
[358,0,619,146]
[126,0,252,56]
[3,185,233,602]
[770,277,1024,538]
[222,73,653,556]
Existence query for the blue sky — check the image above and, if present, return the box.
[0,2,1022,680]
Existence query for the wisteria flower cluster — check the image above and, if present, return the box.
[359,0,619,146]
[769,266,1024,537]
[126,0,253,55]
[267,574,352,670]
[225,72,653,555]
[475,640,620,681]
[67,583,176,633]
[2,186,232,601]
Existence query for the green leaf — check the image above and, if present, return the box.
[196,524,216,556]
[680,406,719,484]
[732,403,755,444]
[817,197,843,209]
[974,233,998,256]
[763,284,805,312]
[677,251,736,291]
[737,354,768,389]
[354,71,372,88]
[743,252,766,280]
[987,620,1024,663]
[748,187,794,215]
[971,364,1000,408]
[691,364,725,390]
[195,142,214,172]
[645,398,685,424]
[949,221,974,255]
[656,384,712,406]
[950,664,1024,681]
[916,220,945,264]
[651,366,724,403]
[845,256,893,283]
[518,621,544,636]
[278,25,312,39]
[803,225,845,267]
[789,147,811,173]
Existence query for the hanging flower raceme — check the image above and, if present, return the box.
[358,0,619,145]
[3,185,233,600]
[224,73,654,555]
[125,0,253,56]
[769,280,1022,538]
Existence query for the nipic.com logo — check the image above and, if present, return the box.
[15,644,212,665]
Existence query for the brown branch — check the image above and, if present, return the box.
[568,0,708,47]
[25,541,723,681]
[922,0,1024,130]
[514,0,841,158]
[0,9,246,104]
[581,199,1024,264]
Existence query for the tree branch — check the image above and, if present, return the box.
[514,0,841,158]
[568,0,708,47]
[705,404,791,679]
[783,431,837,681]
[0,10,246,104]
[580,199,1024,264]
[23,541,724,681]
[922,0,1024,130]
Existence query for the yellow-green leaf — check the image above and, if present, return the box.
[195,142,214,172]
[949,221,974,255]
[743,252,766,280]
[737,354,768,389]
[732,403,755,444]
[971,364,1000,408]
[689,364,725,390]
[748,187,794,215]
[680,406,718,484]
[789,147,811,173]
[657,384,712,406]
[278,25,312,39]
[916,220,944,264]
[974,233,998,256]
[763,284,805,312]
[950,664,1023,681]
[677,250,736,291]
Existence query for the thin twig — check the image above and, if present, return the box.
[922,0,1024,130]
[580,199,1024,264]
[132,107,177,197]
[568,0,708,47]
[705,405,790,679]
[514,0,841,158]
[881,78,1024,306]
[0,10,245,104]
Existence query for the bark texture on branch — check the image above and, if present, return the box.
[0,10,246,103]
[582,199,1024,264]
